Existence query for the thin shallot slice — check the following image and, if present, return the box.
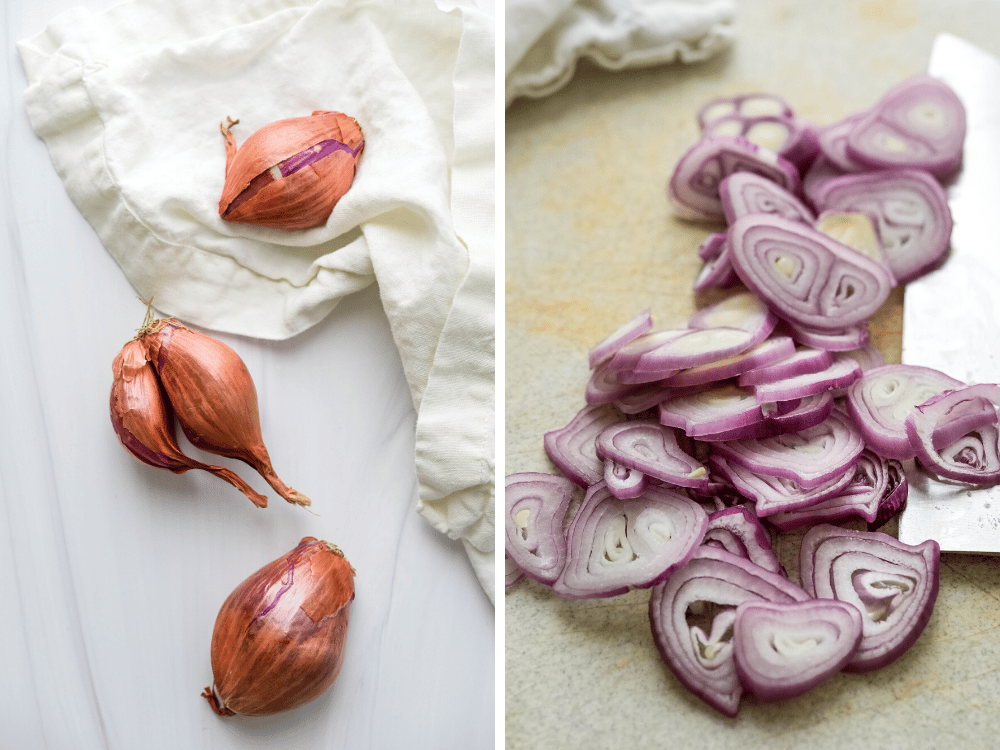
[665,336,796,388]
[812,169,952,284]
[799,524,940,672]
[738,346,832,386]
[712,407,864,490]
[847,364,964,460]
[706,115,819,172]
[687,290,778,338]
[659,383,765,438]
[629,327,758,376]
[668,135,800,223]
[552,483,708,599]
[596,420,709,489]
[589,309,654,369]
[905,384,1000,485]
[648,546,809,717]
[694,391,835,443]
[543,403,623,487]
[709,454,855,517]
[719,171,815,225]
[845,75,966,179]
[727,214,894,333]
[785,319,871,352]
[701,505,781,574]
[504,472,577,584]
[751,356,861,404]
[604,460,648,499]
[697,93,795,130]
[765,450,906,530]
[732,599,863,702]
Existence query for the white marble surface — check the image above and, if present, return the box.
[1,1,494,747]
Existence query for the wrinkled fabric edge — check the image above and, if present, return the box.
[506,0,736,107]
[417,0,495,606]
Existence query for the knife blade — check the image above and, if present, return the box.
[898,33,1000,552]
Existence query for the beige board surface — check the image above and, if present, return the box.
[505,2,1000,747]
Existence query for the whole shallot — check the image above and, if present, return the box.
[203,538,355,716]
[138,317,311,508]
[219,111,364,229]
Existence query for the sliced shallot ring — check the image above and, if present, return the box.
[752,356,861,403]
[697,232,728,262]
[813,168,952,285]
[817,114,868,172]
[505,555,525,590]
[702,505,781,574]
[614,381,676,415]
[585,361,639,406]
[659,383,764,438]
[665,336,796,388]
[709,453,855,517]
[739,346,833,386]
[687,290,778,337]
[845,75,965,179]
[553,482,708,599]
[632,327,757,374]
[693,250,740,291]
[504,472,577,584]
[589,309,654,369]
[695,391,835,442]
[784,319,871,352]
[712,407,864,490]
[846,364,964,460]
[905,383,1000,485]
[706,114,819,172]
[733,598,863,702]
[543,403,623,487]
[799,524,940,672]
[697,93,794,130]
[604,459,648,499]
[648,546,809,717]
[668,135,800,223]
[719,171,815,225]
[728,214,894,333]
[596,420,709,489]
[606,329,689,373]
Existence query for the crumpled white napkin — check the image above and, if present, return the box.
[18,0,495,603]
[506,0,736,107]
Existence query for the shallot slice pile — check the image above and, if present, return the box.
[507,74,995,716]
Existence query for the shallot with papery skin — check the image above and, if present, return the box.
[219,111,364,230]
[139,318,311,507]
[110,339,267,508]
[203,537,355,716]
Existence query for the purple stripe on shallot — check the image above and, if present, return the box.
[846,364,964,460]
[799,524,940,672]
[543,403,623,487]
[668,135,800,223]
[695,391,835,443]
[728,214,894,333]
[603,459,648,499]
[504,472,577,584]
[812,169,953,285]
[552,482,708,599]
[905,383,1000,485]
[733,599,863,702]
[630,327,757,376]
[648,546,809,717]
[845,75,965,179]
[712,407,864,490]
[596,420,709,489]
[702,505,781,574]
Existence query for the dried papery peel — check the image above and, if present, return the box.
[110,339,268,508]
[219,111,364,230]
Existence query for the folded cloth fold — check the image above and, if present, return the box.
[19,0,495,603]
[506,0,736,107]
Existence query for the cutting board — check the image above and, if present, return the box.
[505,2,1000,747]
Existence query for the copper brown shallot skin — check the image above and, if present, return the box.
[140,320,310,507]
[219,111,364,230]
[110,339,268,507]
[203,538,355,716]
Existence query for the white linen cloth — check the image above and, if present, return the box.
[18,0,495,602]
[506,0,736,106]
